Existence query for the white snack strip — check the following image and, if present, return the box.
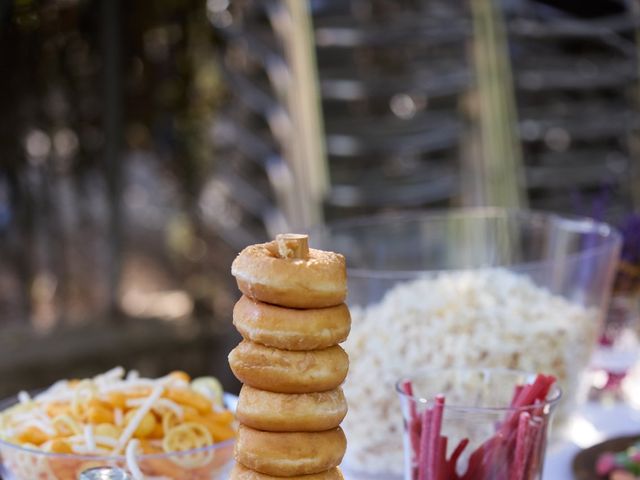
[114,407,124,427]
[114,383,164,454]
[33,390,75,404]
[11,407,52,429]
[23,419,56,437]
[68,434,118,448]
[17,391,30,404]
[34,410,55,430]
[94,435,118,448]
[102,379,157,393]
[103,366,126,381]
[126,397,184,419]
[12,411,43,423]
[157,372,189,388]
[72,444,112,455]
[31,379,71,403]
[84,424,96,452]
[47,379,70,394]
[126,439,145,480]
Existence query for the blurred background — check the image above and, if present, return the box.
[0,0,638,396]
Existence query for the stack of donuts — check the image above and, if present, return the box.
[228,234,350,480]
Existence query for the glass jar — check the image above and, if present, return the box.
[396,368,562,480]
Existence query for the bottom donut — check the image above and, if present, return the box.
[230,463,345,479]
[234,425,347,477]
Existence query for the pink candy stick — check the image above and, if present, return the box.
[402,380,421,469]
[511,411,531,480]
[419,408,433,480]
[427,395,446,480]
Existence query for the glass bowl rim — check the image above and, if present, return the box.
[311,207,622,280]
[395,367,563,413]
[0,393,236,461]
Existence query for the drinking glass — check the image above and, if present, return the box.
[396,368,561,480]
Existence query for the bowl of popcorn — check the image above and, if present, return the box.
[0,367,236,480]
[314,208,622,479]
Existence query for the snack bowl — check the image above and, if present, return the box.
[313,208,621,478]
[0,388,237,480]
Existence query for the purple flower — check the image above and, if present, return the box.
[619,214,640,265]
[613,214,640,295]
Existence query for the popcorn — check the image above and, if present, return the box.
[343,269,598,475]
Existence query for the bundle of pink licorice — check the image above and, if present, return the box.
[402,374,556,480]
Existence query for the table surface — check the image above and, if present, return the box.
[544,401,640,479]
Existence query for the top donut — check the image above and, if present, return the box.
[231,234,347,309]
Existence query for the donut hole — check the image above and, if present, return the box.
[264,242,280,259]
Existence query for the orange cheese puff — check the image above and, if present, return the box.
[168,370,191,383]
[16,426,48,445]
[104,391,127,409]
[165,388,212,414]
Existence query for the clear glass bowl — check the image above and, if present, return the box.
[315,208,621,308]
[313,208,621,478]
[0,394,237,480]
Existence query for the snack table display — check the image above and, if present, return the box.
[0,210,632,480]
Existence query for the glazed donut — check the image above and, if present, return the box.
[230,463,345,479]
[231,240,347,309]
[228,340,349,394]
[236,385,347,432]
[235,425,347,477]
[233,296,351,351]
